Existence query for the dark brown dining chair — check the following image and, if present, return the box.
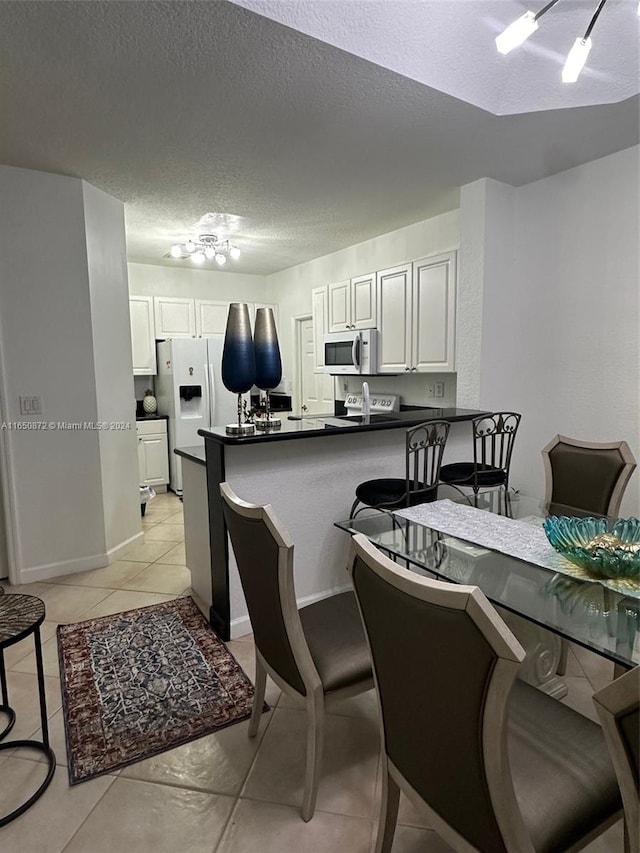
[542,434,636,518]
[350,420,450,518]
[220,482,373,822]
[439,412,521,504]
[348,533,623,853]
[593,666,640,853]
[542,434,636,675]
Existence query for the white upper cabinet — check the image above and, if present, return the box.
[195,300,229,336]
[154,297,196,338]
[376,252,456,373]
[311,285,328,372]
[376,264,412,373]
[412,252,456,372]
[327,275,376,332]
[129,296,157,375]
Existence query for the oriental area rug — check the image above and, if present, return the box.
[57,596,262,784]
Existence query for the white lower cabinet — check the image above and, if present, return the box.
[136,420,169,487]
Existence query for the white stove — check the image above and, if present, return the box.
[344,393,399,416]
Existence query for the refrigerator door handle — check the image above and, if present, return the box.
[208,361,216,427]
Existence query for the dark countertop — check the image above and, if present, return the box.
[136,413,169,422]
[199,407,488,446]
[174,445,206,465]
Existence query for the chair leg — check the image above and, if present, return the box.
[556,639,569,677]
[374,761,401,853]
[301,689,324,822]
[350,497,360,518]
[248,653,267,738]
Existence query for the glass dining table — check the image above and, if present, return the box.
[336,492,640,672]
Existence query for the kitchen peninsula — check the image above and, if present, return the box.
[179,407,487,639]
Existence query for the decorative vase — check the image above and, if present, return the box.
[221,303,256,435]
[253,307,282,430]
[143,389,157,414]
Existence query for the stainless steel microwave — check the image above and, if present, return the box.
[323,328,379,375]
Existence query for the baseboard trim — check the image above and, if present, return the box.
[17,552,110,585]
[228,581,352,640]
[107,530,145,564]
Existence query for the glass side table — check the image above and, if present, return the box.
[0,594,56,826]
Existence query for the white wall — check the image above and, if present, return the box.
[265,210,460,405]
[461,147,639,514]
[128,262,266,303]
[84,182,141,555]
[0,165,142,583]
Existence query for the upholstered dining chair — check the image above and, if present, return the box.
[348,533,623,853]
[593,666,639,853]
[220,482,373,822]
[542,434,636,518]
[439,412,521,505]
[349,420,450,518]
[542,434,637,675]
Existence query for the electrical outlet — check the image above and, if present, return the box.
[427,384,435,398]
[19,395,42,415]
[434,382,444,398]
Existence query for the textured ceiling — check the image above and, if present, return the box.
[232,0,640,115]
[0,0,638,275]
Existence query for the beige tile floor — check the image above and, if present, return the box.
[1,490,625,852]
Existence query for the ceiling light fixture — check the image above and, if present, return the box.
[169,234,241,266]
[496,0,614,83]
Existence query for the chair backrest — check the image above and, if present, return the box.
[404,420,450,505]
[542,434,636,517]
[220,482,319,697]
[472,412,521,486]
[593,666,640,853]
[348,533,531,853]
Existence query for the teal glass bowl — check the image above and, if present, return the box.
[543,516,640,580]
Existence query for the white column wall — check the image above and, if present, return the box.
[0,165,143,583]
[460,147,639,515]
[84,182,141,557]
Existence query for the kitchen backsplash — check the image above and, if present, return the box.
[134,375,155,400]
[340,373,456,409]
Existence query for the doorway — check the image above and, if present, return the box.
[294,315,335,415]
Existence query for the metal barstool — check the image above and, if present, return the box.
[0,594,56,826]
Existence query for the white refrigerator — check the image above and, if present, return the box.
[155,337,237,495]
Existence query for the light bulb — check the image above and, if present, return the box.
[191,251,206,265]
[170,244,183,258]
[495,11,538,54]
[229,246,241,260]
[562,37,592,82]
[185,240,196,253]
[204,246,216,259]
[215,252,227,266]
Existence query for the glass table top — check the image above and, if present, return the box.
[336,493,640,668]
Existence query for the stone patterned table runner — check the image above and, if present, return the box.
[394,499,640,599]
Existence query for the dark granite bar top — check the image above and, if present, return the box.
[135,413,169,422]
[199,407,488,446]
[174,445,206,465]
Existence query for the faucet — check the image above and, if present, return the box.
[361,381,371,419]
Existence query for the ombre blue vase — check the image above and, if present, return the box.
[222,303,256,434]
[254,307,283,429]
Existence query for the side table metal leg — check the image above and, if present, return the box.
[0,649,16,741]
[33,625,49,746]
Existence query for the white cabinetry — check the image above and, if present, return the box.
[327,275,376,332]
[376,252,456,373]
[136,420,169,488]
[154,297,196,338]
[195,300,229,336]
[129,296,157,375]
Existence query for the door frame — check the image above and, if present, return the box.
[292,313,311,416]
[0,330,19,584]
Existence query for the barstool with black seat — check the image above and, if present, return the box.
[350,420,450,518]
[0,594,56,826]
[439,411,521,506]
